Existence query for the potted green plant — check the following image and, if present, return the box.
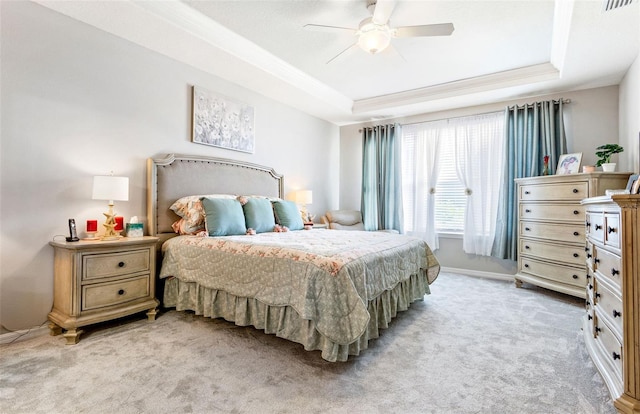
[595,144,624,172]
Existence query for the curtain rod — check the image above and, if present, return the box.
[357,98,571,133]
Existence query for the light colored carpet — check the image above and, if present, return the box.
[0,272,614,414]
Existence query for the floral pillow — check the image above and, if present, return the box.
[170,194,235,235]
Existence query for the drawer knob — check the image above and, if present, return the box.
[595,224,602,230]
[588,284,593,290]
[586,274,591,279]
[595,326,601,333]
[573,210,579,215]
[588,314,593,320]
[573,188,579,194]
[595,292,601,299]
[572,274,578,279]
[586,253,592,259]
[524,191,530,195]
[525,209,531,213]
[594,258,600,264]
[525,227,531,232]
[573,231,580,236]
[573,253,579,258]
[118,261,125,268]
[525,245,530,250]
[118,289,125,296]
[612,268,620,276]
[612,352,621,361]
[613,310,621,318]
[524,264,529,268]
[608,226,617,234]
[584,246,589,252]
[586,221,591,228]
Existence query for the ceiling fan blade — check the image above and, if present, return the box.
[372,0,396,25]
[326,43,359,64]
[394,23,455,38]
[303,24,356,34]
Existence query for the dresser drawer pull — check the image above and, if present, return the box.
[572,274,578,279]
[595,326,601,333]
[588,284,593,290]
[525,227,531,231]
[588,314,593,320]
[586,221,591,228]
[586,253,592,258]
[525,245,530,250]
[118,261,125,268]
[595,224,602,230]
[524,263,530,268]
[595,292,601,299]
[118,289,125,296]
[573,210,579,215]
[613,310,621,318]
[612,268,620,276]
[594,258,600,264]
[585,300,590,306]
[586,274,591,280]
[612,352,621,361]
[525,209,531,213]
[573,231,580,236]
[584,246,589,252]
[524,190,530,195]
[608,226,617,234]
[573,188,579,193]
[573,253,579,258]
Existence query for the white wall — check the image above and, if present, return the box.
[619,51,640,172]
[0,2,339,331]
[339,86,621,273]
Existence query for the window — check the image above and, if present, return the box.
[401,112,504,255]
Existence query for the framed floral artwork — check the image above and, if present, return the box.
[192,86,255,153]
[556,152,582,175]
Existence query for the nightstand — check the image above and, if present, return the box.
[48,236,159,344]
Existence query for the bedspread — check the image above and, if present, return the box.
[160,230,439,345]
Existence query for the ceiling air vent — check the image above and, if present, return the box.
[602,0,636,12]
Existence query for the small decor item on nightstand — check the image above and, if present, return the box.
[595,143,624,172]
[556,153,582,175]
[126,216,144,237]
[85,219,98,240]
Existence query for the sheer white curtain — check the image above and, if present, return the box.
[451,113,505,255]
[401,121,444,250]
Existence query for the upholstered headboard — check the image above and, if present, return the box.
[146,153,284,244]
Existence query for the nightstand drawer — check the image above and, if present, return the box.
[83,249,151,280]
[520,239,584,266]
[520,182,588,201]
[520,204,584,222]
[519,221,583,243]
[82,274,150,311]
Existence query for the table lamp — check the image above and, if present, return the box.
[293,190,313,223]
[92,175,129,240]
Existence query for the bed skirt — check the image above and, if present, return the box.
[162,269,433,362]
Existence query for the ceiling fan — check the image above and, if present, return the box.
[304,0,454,63]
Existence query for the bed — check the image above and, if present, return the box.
[147,153,440,362]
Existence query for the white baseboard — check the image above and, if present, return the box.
[0,325,49,345]
[440,266,515,282]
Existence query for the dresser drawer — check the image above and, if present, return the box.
[594,277,623,336]
[593,245,622,288]
[520,257,585,287]
[586,211,605,244]
[83,249,151,280]
[594,312,623,378]
[520,182,588,201]
[519,221,584,244]
[520,239,584,266]
[82,274,151,311]
[604,213,621,249]
[520,204,584,222]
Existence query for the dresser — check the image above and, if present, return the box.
[582,195,640,413]
[48,236,159,344]
[515,173,631,298]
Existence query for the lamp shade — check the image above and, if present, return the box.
[92,176,129,201]
[293,190,312,205]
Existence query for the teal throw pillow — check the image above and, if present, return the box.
[200,197,246,236]
[242,197,276,233]
[272,200,304,231]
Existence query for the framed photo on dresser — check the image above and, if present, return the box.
[556,152,582,175]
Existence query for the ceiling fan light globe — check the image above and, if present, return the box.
[358,27,391,54]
